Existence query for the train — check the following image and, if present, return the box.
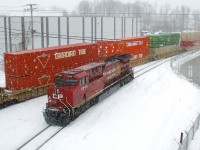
[0,31,200,109]
[43,54,134,126]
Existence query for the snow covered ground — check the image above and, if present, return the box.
[189,130,200,150]
[0,55,200,150]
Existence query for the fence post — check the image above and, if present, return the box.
[124,17,126,38]
[94,17,97,42]
[186,131,189,150]
[114,17,116,39]
[101,17,103,40]
[91,17,93,43]
[66,16,69,44]
[180,132,183,144]
[8,17,12,52]
[4,17,8,52]
[121,17,123,38]
[46,17,49,47]
[82,17,85,43]
[41,17,44,48]
[198,113,200,128]
[132,17,134,37]
[58,17,61,46]
[21,17,26,50]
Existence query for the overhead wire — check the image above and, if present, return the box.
[1,8,200,16]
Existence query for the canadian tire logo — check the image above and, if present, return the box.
[38,75,50,85]
[37,53,50,68]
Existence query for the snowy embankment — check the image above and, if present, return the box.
[0,57,200,150]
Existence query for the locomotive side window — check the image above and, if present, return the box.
[65,79,78,86]
[81,77,88,85]
[54,76,78,86]
[81,78,84,85]
[92,67,98,75]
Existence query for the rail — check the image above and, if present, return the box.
[16,125,65,150]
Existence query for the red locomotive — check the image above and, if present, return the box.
[43,54,134,126]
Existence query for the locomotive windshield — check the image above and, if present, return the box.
[54,76,78,86]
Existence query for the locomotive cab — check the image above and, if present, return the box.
[46,69,88,111]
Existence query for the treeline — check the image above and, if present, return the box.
[75,0,200,32]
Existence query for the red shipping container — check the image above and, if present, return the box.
[5,55,102,91]
[97,36,149,60]
[181,41,195,47]
[97,40,123,57]
[4,43,100,77]
[120,36,149,60]
[5,69,62,91]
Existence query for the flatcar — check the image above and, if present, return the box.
[43,54,134,126]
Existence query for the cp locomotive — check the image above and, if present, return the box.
[43,54,133,126]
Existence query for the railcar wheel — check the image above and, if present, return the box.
[13,99,18,104]
[120,80,125,86]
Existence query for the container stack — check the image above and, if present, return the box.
[149,33,180,48]
[181,32,200,47]
[97,36,149,61]
[4,43,99,91]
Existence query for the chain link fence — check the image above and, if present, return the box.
[177,115,200,150]
[171,49,200,76]
[0,16,141,55]
[170,49,200,150]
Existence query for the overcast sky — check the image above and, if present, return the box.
[0,0,200,13]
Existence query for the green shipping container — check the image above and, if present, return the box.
[149,33,180,48]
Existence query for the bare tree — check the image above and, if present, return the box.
[159,3,171,32]
[192,10,200,31]
[75,0,197,32]
[180,5,190,31]
[77,0,92,15]
[50,5,68,16]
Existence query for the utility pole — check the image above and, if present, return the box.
[25,4,38,49]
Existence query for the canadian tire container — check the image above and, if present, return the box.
[4,43,99,77]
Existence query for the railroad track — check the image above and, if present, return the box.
[17,125,65,150]
[134,59,164,74]
[134,57,173,79]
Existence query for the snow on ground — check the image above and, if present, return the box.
[0,96,48,149]
[189,130,200,150]
[0,57,200,150]
[0,70,5,87]
[41,62,200,150]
